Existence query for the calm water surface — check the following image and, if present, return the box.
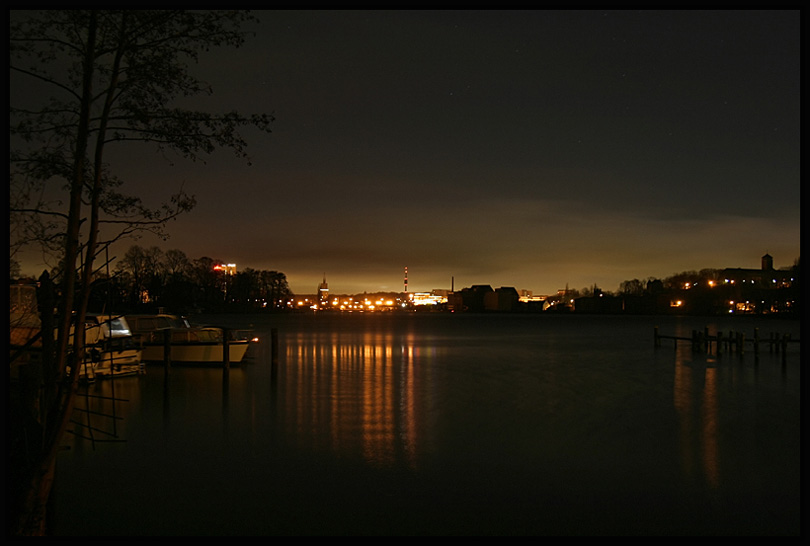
[52,313,801,536]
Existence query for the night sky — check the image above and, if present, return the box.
[16,10,801,296]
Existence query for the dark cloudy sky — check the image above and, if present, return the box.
[17,10,801,296]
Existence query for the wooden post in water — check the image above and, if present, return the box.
[270,328,279,383]
[716,331,723,356]
[163,329,171,378]
[271,328,279,366]
[222,327,230,373]
[654,326,660,348]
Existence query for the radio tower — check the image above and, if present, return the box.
[404,266,408,293]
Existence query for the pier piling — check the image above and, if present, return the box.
[270,328,279,383]
[271,328,278,366]
[222,327,230,375]
[163,329,171,377]
[652,326,797,361]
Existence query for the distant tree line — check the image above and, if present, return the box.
[82,244,292,314]
[9,9,274,535]
[578,262,801,316]
[10,255,800,317]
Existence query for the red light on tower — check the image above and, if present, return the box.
[404,266,408,293]
[213,263,236,275]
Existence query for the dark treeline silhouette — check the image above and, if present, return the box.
[75,245,292,315]
[11,252,800,318]
[575,260,801,317]
[446,259,800,317]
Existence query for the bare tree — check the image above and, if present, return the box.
[618,279,645,297]
[164,248,191,280]
[114,244,164,306]
[262,270,292,308]
[9,10,273,535]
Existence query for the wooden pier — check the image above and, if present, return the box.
[654,326,798,362]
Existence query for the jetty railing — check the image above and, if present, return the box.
[654,326,798,362]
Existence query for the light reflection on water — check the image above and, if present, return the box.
[54,313,800,536]
[282,329,418,470]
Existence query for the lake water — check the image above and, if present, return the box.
[52,312,801,536]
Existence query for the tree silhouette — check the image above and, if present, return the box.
[9,10,273,535]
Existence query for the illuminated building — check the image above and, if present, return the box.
[720,253,793,288]
[518,289,546,304]
[411,292,447,306]
[718,253,797,314]
[318,274,329,304]
[213,263,236,298]
[213,263,237,275]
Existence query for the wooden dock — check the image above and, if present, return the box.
[654,326,798,362]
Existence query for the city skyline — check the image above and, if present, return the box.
[12,10,800,296]
[9,12,799,537]
[285,251,800,298]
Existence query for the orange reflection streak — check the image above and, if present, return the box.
[702,368,719,490]
[399,339,417,467]
[673,344,695,480]
[672,336,721,494]
[283,329,419,471]
[360,344,395,465]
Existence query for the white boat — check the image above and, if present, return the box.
[10,286,143,381]
[77,314,145,381]
[126,314,251,365]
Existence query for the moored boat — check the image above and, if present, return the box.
[10,285,144,381]
[77,314,145,381]
[126,314,251,365]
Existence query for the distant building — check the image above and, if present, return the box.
[411,292,446,306]
[317,274,329,304]
[484,287,519,312]
[447,284,493,312]
[721,253,793,289]
[213,263,237,275]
